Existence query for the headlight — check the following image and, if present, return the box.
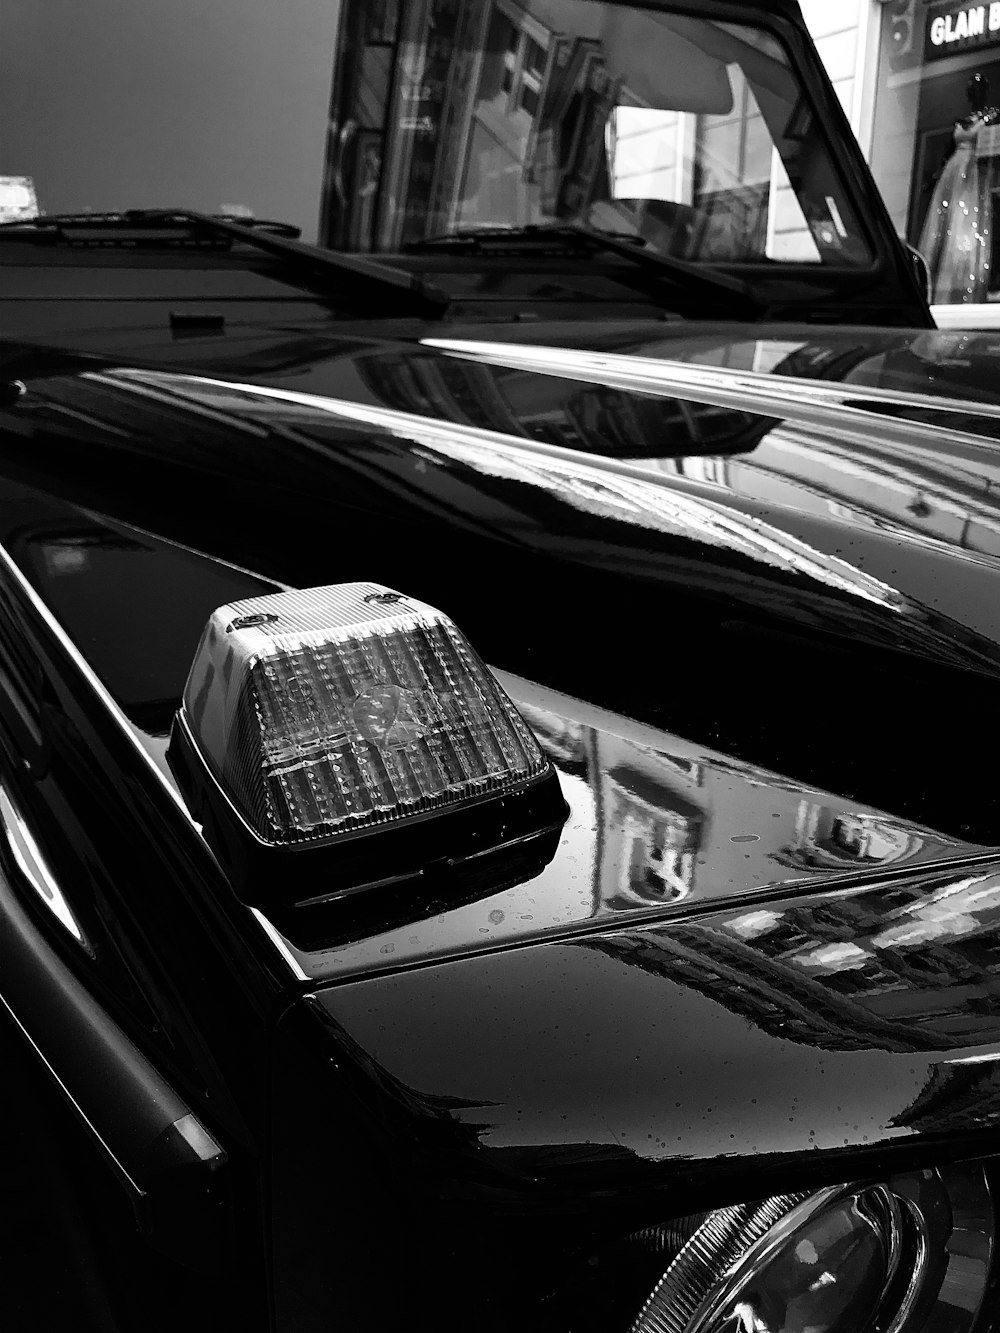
[626,1164,993,1333]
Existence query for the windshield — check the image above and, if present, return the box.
[323,1,871,268]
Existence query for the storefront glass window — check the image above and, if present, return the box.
[871,0,1000,304]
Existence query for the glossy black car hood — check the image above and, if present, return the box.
[6,318,1000,1175]
[5,318,1000,841]
[302,859,1000,1197]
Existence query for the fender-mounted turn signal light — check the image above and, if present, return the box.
[168,583,566,909]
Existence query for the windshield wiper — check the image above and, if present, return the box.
[404,222,757,311]
[0,210,307,239]
[1,209,451,318]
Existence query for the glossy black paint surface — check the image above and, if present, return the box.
[1,0,988,1322]
[310,862,1000,1183]
[6,322,1000,839]
[4,316,1000,1327]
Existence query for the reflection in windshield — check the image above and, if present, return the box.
[323,1,869,267]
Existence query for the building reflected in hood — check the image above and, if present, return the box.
[516,685,958,921]
[775,802,924,873]
[584,865,1000,1057]
[891,1058,1000,1135]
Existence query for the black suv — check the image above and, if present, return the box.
[2,4,998,1332]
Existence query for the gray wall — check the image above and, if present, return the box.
[2,0,341,241]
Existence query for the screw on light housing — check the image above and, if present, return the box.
[168,582,566,910]
[226,611,279,632]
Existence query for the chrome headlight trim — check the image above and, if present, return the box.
[628,1164,993,1333]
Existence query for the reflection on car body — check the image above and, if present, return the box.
[5,1,1000,1331]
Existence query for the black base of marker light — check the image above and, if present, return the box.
[268,822,565,950]
[167,710,568,915]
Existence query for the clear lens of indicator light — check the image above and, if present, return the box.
[178,582,550,848]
